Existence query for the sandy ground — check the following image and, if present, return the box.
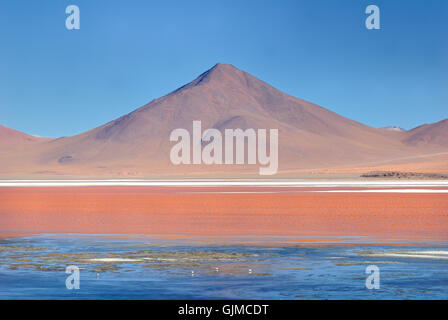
[0,185,447,242]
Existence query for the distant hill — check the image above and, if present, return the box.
[403,119,448,148]
[380,126,406,132]
[0,125,51,151]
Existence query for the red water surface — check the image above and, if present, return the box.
[0,186,447,241]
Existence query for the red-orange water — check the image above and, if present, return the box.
[0,187,447,241]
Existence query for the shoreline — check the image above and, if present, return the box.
[2,179,448,188]
[2,232,446,248]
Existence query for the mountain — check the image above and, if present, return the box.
[1,63,447,177]
[380,126,406,132]
[0,125,51,151]
[403,119,448,148]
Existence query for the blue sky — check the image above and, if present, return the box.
[0,0,447,137]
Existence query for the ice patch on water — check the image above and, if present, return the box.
[361,250,448,260]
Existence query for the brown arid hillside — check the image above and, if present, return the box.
[403,119,448,148]
[0,125,49,147]
[0,125,53,155]
[0,63,447,178]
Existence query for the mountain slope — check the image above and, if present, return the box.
[0,125,52,151]
[404,119,448,148]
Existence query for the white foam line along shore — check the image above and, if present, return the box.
[1,179,448,190]
[314,189,448,193]
[363,251,448,260]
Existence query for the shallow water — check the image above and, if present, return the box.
[0,234,447,299]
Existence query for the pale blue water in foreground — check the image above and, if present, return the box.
[0,234,447,299]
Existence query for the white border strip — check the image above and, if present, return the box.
[1,180,448,188]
